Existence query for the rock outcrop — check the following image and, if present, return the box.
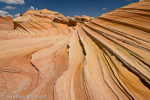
[13,9,93,27]
[0,16,14,31]
[0,1,150,100]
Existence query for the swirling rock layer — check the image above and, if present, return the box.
[0,16,13,31]
[0,1,150,100]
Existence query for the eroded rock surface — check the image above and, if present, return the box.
[0,1,150,100]
[0,16,14,31]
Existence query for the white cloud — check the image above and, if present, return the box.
[14,13,20,18]
[0,10,8,16]
[3,6,16,10]
[30,6,35,10]
[0,10,13,18]
[0,0,25,5]
[6,14,13,18]
[28,6,38,10]
[102,8,106,10]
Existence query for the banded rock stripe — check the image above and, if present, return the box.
[0,1,150,100]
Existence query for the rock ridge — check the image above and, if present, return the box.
[0,1,150,100]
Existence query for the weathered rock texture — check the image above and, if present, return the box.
[0,16,14,31]
[0,1,150,100]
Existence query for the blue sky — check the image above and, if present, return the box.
[0,0,140,18]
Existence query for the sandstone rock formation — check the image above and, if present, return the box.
[0,16,14,31]
[0,0,150,100]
